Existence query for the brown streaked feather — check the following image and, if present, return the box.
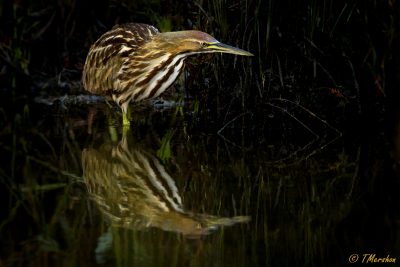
[82,23,160,96]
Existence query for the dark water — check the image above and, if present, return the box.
[1,99,399,267]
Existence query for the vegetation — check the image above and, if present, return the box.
[1,0,398,117]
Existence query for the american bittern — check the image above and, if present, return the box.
[82,23,253,125]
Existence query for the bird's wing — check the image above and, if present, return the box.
[91,23,160,65]
[83,23,160,95]
[113,23,160,45]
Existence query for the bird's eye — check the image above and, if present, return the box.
[202,42,208,47]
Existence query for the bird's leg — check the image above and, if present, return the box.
[104,98,118,124]
[103,99,120,141]
[122,112,131,126]
[121,103,131,126]
[108,124,119,143]
[122,112,131,137]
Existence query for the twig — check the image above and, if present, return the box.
[217,112,250,135]
[346,146,361,199]
[266,138,318,166]
[269,98,342,136]
[267,102,319,138]
[27,156,82,181]
[276,54,284,89]
[265,98,342,164]
[344,53,363,114]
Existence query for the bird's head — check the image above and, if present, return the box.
[154,30,254,57]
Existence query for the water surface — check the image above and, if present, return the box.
[1,100,399,266]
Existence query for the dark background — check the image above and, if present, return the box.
[1,1,400,266]
[1,0,399,123]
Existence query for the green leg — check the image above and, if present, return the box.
[122,113,130,138]
[122,112,131,126]
[122,123,130,137]
[122,104,132,126]
[108,124,119,143]
[105,108,118,143]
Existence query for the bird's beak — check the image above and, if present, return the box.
[208,42,254,56]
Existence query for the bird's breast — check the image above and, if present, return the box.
[133,54,187,101]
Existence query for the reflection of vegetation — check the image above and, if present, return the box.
[1,105,398,266]
[157,128,174,162]
[166,118,357,265]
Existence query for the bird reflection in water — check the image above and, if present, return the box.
[82,130,250,237]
